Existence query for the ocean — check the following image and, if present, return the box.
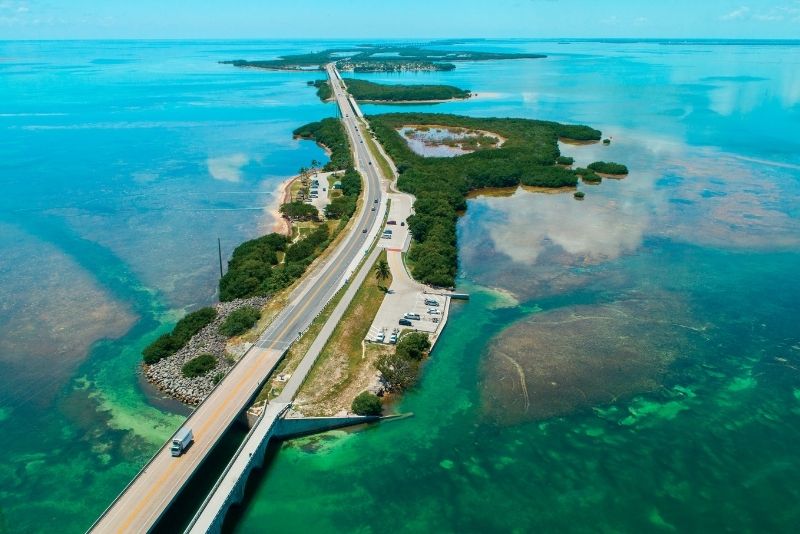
[1,39,799,533]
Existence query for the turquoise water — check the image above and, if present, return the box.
[0,40,336,532]
[231,41,800,532]
[1,39,799,533]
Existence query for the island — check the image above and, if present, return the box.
[311,78,471,102]
[222,44,546,72]
[366,112,608,287]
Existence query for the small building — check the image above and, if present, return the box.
[333,181,342,190]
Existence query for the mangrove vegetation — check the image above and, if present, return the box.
[311,78,471,102]
[367,112,607,287]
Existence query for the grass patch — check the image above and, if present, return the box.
[296,250,392,413]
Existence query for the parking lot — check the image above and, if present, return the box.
[366,251,449,344]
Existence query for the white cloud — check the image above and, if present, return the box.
[207,153,249,182]
[722,6,751,20]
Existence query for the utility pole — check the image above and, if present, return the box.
[217,238,224,278]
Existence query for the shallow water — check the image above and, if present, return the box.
[0,40,335,532]
[2,38,799,532]
[232,39,800,532]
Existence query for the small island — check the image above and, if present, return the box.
[587,161,629,175]
[310,78,471,103]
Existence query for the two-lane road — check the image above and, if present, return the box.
[91,63,383,534]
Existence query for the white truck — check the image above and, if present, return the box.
[171,427,193,457]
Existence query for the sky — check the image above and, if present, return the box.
[0,0,799,40]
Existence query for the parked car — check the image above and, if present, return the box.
[399,318,413,327]
[403,312,421,321]
[428,308,440,315]
[401,221,405,226]
[424,298,439,307]
[387,220,396,225]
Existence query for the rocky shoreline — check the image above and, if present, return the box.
[143,296,269,405]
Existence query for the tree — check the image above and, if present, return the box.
[376,352,419,392]
[374,259,390,286]
[351,392,382,416]
[396,332,431,361]
[280,201,319,221]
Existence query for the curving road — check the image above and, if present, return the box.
[90,63,384,534]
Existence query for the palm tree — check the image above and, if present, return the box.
[374,259,390,288]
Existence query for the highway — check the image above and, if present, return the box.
[90,63,384,534]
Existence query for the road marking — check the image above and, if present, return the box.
[112,73,379,533]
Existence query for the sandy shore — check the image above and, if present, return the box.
[269,175,297,237]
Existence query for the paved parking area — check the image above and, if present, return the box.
[377,192,412,251]
[366,250,448,344]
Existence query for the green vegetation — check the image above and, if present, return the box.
[181,354,218,378]
[576,168,603,183]
[219,225,330,301]
[308,79,332,100]
[222,45,546,73]
[293,118,352,171]
[143,307,217,364]
[603,138,612,145]
[374,259,390,286]
[396,332,431,361]
[324,167,362,220]
[219,306,262,337]
[556,155,575,165]
[280,201,319,221]
[342,78,469,101]
[588,161,629,175]
[376,352,420,392]
[368,112,605,286]
[351,391,383,416]
[574,191,586,200]
[375,332,432,392]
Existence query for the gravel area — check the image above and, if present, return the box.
[143,296,269,405]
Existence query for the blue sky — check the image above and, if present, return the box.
[1,0,799,40]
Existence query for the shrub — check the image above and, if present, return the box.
[182,354,217,378]
[142,307,217,364]
[351,392,383,415]
[587,161,628,175]
[556,156,574,165]
[574,191,585,200]
[219,306,262,337]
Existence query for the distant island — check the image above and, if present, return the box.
[221,44,546,72]
[310,78,471,102]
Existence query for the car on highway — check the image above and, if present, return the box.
[399,318,413,327]
[374,198,379,203]
[371,207,376,211]
[403,312,421,321]
[362,228,368,233]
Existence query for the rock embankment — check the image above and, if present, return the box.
[144,296,269,405]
